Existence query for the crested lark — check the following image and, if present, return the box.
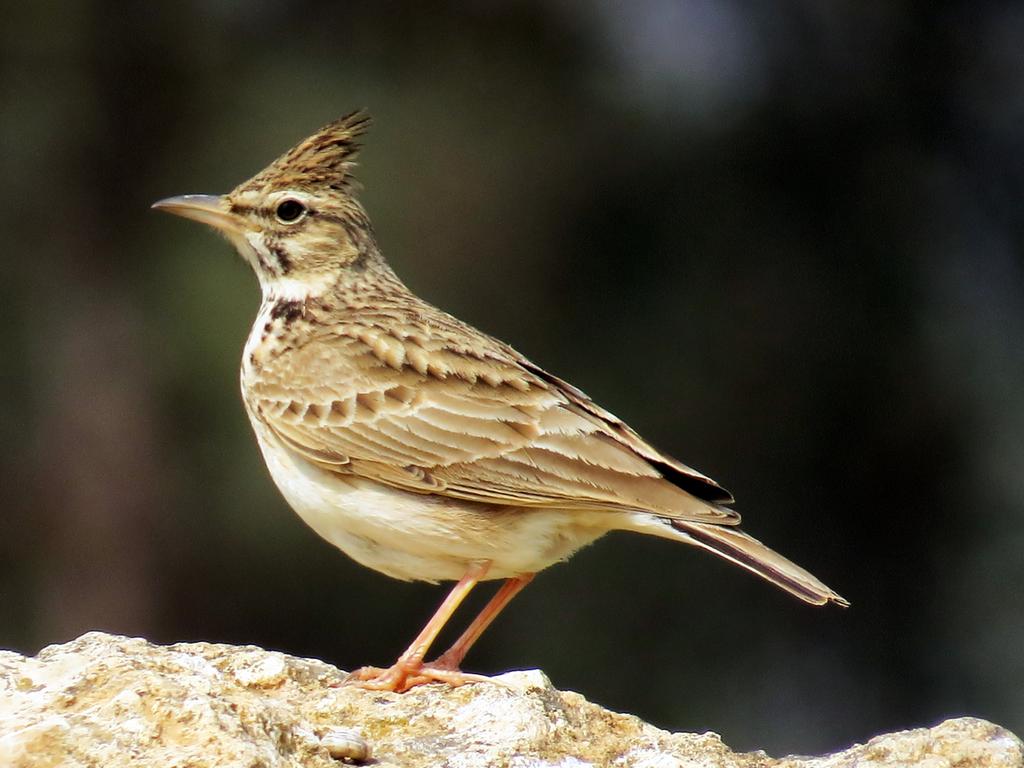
[154,112,847,692]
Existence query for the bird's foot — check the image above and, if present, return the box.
[344,660,492,693]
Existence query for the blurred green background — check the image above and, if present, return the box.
[2,0,1022,755]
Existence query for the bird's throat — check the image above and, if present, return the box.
[262,273,336,305]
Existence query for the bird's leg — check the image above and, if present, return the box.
[346,561,490,692]
[430,573,535,671]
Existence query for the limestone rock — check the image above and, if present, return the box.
[0,632,1019,768]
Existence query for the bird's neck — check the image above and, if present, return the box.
[260,272,335,305]
[259,258,415,316]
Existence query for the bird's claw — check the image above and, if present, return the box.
[343,662,493,692]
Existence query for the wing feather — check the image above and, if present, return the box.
[248,322,736,524]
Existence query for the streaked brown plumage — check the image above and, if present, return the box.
[154,112,847,692]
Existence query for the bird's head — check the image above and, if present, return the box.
[153,111,379,298]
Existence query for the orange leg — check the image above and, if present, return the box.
[431,573,535,671]
[346,561,490,692]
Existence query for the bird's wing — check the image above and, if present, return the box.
[249,324,737,524]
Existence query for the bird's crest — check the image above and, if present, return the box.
[236,110,371,195]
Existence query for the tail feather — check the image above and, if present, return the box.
[669,519,849,606]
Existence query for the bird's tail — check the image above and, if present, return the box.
[641,517,849,606]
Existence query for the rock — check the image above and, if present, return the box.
[0,632,1019,768]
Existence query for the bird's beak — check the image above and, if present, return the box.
[151,194,245,235]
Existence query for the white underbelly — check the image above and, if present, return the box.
[247,417,609,582]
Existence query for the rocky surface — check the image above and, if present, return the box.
[0,632,1019,768]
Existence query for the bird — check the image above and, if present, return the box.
[153,111,847,692]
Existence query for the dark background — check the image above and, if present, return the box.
[2,0,1022,756]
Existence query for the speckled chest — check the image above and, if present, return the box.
[241,298,322,378]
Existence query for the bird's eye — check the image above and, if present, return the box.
[275,199,307,223]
